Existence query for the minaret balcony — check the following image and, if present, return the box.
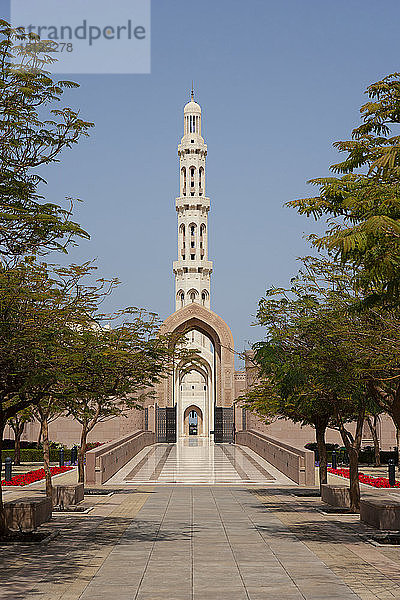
[176,197,210,211]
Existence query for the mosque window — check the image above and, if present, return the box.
[191,226,195,235]
[191,254,195,260]
[191,241,195,248]
[183,255,185,260]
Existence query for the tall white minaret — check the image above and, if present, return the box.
[173,89,213,311]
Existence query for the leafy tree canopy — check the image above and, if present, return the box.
[0,20,93,263]
[288,74,400,304]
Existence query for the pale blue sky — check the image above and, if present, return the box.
[2,0,400,363]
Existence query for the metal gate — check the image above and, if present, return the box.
[156,406,176,443]
[166,407,177,443]
[242,406,247,430]
[214,407,234,443]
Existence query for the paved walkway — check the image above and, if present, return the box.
[108,438,293,485]
[4,484,400,600]
[77,486,361,600]
[2,444,400,599]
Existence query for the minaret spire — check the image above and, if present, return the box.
[173,93,212,311]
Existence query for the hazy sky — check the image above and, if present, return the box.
[2,0,400,365]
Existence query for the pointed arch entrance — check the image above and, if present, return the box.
[155,304,235,441]
[183,405,203,436]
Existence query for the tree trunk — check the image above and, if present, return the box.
[348,447,360,512]
[41,416,53,500]
[0,420,8,535]
[366,416,380,467]
[78,425,87,484]
[315,420,328,488]
[37,421,42,447]
[13,422,25,466]
[337,409,364,512]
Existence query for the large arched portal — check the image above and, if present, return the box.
[155,304,235,442]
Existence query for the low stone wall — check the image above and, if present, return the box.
[53,483,84,506]
[85,430,155,485]
[4,497,52,531]
[321,484,351,508]
[360,498,400,530]
[236,430,315,485]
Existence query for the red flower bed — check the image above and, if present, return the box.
[1,466,73,487]
[328,467,400,488]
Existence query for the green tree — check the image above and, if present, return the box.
[247,258,380,510]
[0,260,115,532]
[241,369,333,490]
[288,73,400,304]
[0,20,93,263]
[60,313,187,483]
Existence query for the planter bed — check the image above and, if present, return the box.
[328,467,400,488]
[368,533,400,546]
[1,466,73,486]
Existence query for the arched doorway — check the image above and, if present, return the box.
[155,304,235,441]
[183,405,203,436]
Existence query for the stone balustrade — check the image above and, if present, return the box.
[85,430,155,485]
[236,429,315,485]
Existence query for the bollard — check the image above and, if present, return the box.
[71,445,78,465]
[331,450,337,470]
[389,458,396,486]
[59,447,64,467]
[4,456,12,481]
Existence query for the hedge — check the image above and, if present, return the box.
[1,448,72,463]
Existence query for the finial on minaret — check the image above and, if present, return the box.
[191,81,194,101]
